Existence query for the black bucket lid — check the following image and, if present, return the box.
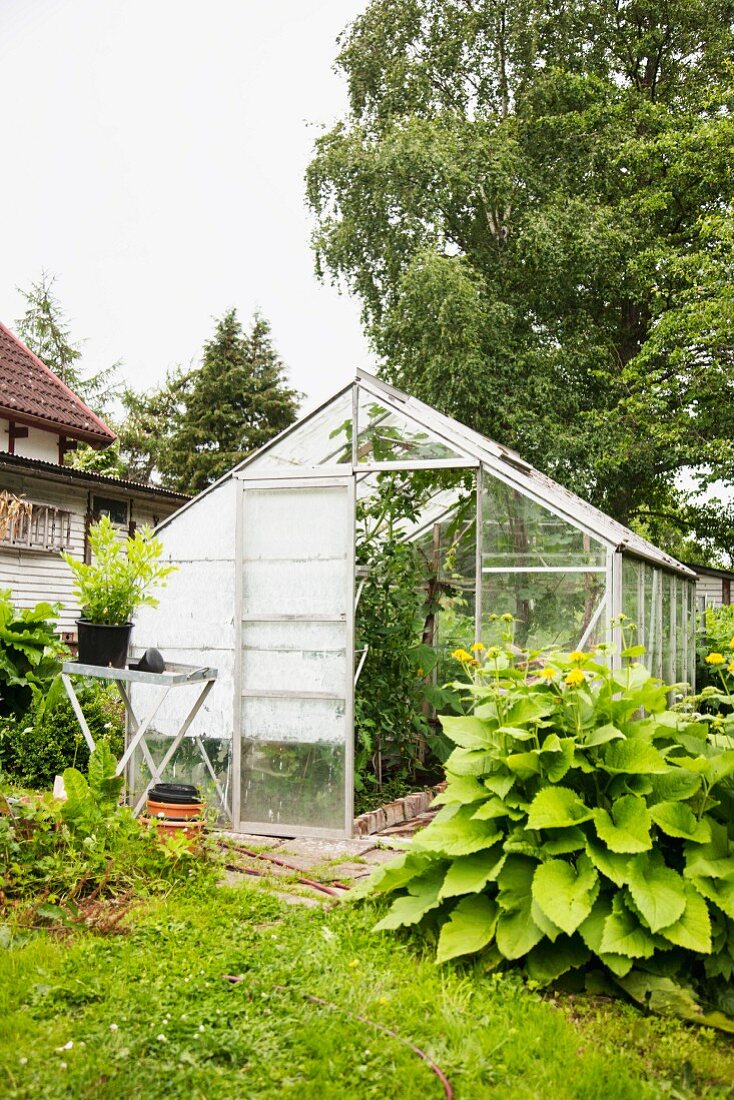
[148,782,201,805]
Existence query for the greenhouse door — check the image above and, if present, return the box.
[235,477,355,838]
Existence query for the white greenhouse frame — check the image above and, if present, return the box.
[131,371,697,839]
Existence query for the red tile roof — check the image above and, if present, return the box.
[0,321,116,446]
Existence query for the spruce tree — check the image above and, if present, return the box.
[158,310,300,494]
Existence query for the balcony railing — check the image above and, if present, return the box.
[0,504,73,552]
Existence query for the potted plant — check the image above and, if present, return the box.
[62,515,177,668]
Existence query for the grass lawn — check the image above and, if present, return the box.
[1,880,734,1099]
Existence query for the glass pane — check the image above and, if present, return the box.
[662,572,673,684]
[240,481,350,835]
[482,477,606,568]
[622,556,642,632]
[482,570,606,651]
[241,735,344,831]
[356,391,462,463]
[128,733,232,821]
[688,581,697,688]
[242,486,349,617]
[244,390,353,472]
[242,621,347,696]
[677,578,687,684]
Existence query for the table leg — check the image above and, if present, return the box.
[61,674,96,753]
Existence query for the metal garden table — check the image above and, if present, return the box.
[61,661,219,816]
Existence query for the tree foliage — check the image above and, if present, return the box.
[308,0,734,560]
[15,273,120,418]
[125,310,300,494]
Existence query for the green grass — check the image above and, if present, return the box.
[1,882,733,1099]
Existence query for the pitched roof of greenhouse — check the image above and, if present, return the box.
[162,370,695,579]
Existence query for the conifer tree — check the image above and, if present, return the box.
[157,310,300,494]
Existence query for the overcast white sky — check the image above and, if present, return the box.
[0,0,373,412]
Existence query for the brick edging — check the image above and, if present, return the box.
[353,783,445,836]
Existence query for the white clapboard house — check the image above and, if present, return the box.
[0,320,187,635]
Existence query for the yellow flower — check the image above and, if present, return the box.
[539,667,557,680]
[728,662,734,674]
[569,651,587,663]
[416,668,425,678]
[564,668,586,687]
[729,638,734,650]
[501,613,514,623]
[451,648,472,663]
[705,653,726,665]
[470,642,486,652]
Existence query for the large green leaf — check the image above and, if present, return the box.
[599,904,658,959]
[593,796,652,853]
[495,857,544,959]
[541,826,587,856]
[503,751,541,779]
[658,883,712,953]
[87,742,123,809]
[583,724,624,748]
[526,786,594,830]
[602,740,669,775]
[543,738,575,783]
[532,855,599,936]
[432,774,489,807]
[585,838,631,887]
[690,876,734,920]
[440,715,495,750]
[650,801,711,843]
[436,895,498,963]
[445,746,496,776]
[649,768,702,804]
[471,796,523,821]
[373,866,445,931]
[625,853,687,932]
[677,750,734,789]
[504,694,555,726]
[496,906,544,960]
[525,936,591,985]
[578,894,634,977]
[484,774,515,799]
[412,804,503,857]
[683,824,734,880]
[356,852,432,897]
[439,850,506,900]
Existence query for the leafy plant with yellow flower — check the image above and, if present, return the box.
[364,634,734,1031]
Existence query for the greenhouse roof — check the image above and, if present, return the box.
[165,370,695,579]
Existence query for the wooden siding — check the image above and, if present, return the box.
[0,468,182,631]
[695,574,729,610]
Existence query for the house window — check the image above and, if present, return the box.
[92,495,129,526]
[0,503,72,551]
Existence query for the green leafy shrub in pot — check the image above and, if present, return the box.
[365,623,734,1029]
[0,682,124,788]
[0,590,65,716]
[61,514,176,625]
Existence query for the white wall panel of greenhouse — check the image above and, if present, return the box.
[131,371,697,839]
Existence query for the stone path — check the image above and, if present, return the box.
[217,810,436,906]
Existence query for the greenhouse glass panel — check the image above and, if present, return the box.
[243,390,353,472]
[662,572,674,684]
[481,570,607,651]
[482,478,606,568]
[238,480,352,837]
[622,555,642,634]
[356,392,464,464]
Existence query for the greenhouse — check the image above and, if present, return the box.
[131,371,697,839]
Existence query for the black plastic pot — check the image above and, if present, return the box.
[148,783,201,805]
[76,619,132,668]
